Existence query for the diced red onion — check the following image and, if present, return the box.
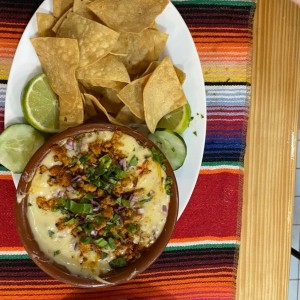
[52,190,65,198]
[129,194,140,203]
[72,175,82,182]
[119,158,127,170]
[91,200,101,212]
[162,205,168,213]
[66,185,74,191]
[90,230,97,237]
[64,139,74,151]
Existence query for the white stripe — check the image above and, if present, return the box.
[201,165,244,171]
[0,171,10,175]
[208,112,247,116]
[206,85,249,90]
[168,240,240,248]
[207,95,247,99]
[207,118,245,121]
[208,106,248,111]
[0,250,27,255]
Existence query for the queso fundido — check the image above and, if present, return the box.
[25,129,172,280]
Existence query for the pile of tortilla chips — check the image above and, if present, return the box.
[32,0,187,133]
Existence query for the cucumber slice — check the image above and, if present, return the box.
[0,124,45,173]
[148,129,187,170]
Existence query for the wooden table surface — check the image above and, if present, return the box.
[236,0,300,299]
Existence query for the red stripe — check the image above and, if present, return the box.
[172,173,241,239]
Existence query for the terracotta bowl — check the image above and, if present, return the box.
[15,123,179,288]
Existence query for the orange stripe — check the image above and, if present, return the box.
[170,235,238,243]
[192,31,251,38]
[0,33,22,39]
[0,282,233,297]
[195,37,251,44]
[200,169,243,175]
[0,246,24,251]
[0,175,13,180]
[197,45,250,52]
[0,279,233,291]
[0,41,19,47]
[0,27,24,33]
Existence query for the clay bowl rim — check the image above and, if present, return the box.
[15,123,179,288]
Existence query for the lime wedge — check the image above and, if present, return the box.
[0,124,45,173]
[157,102,191,134]
[21,73,59,133]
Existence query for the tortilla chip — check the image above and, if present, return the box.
[73,0,99,21]
[56,12,119,67]
[59,91,84,130]
[86,86,124,113]
[53,0,73,18]
[115,106,144,125]
[143,56,187,133]
[174,66,186,85]
[84,93,123,125]
[36,13,56,37]
[87,0,168,33]
[52,8,72,33]
[112,29,168,75]
[76,54,130,87]
[142,61,186,85]
[117,74,151,120]
[81,93,98,120]
[30,37,84,130]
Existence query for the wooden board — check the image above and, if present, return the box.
[236,0,300,299]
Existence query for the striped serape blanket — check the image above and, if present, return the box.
[0,0,256,299]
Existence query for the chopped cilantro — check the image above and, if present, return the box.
[116,197,130,207]
[79,154,90,165]
[80,236,93,244]
[139,198,151,205]
[80,193,93,203]
[108,237,116,249]
[48,230,55,238]
[67,200,93,214]
[53,250,60,256]
[151,147,165,169]
[99,154,112,168]
[64,218,77,225]
[109,257,127,268]
[113,214,121,225]
[95,237,108,248]
[193,131,198,136]
[165,176,173,196]
[128,155,138,167]
[127,224,138,234]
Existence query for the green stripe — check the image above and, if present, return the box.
[0,165,9,172]
[201,161,242,167]
[172,0,256,7]
[0,254,29,260]
[165,243,239,251]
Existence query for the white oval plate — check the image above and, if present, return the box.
[5,1,206,218]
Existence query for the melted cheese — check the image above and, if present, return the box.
[27,130,170,279]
